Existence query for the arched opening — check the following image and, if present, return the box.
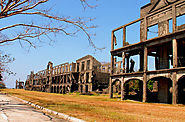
[147,77,172,104]
[124,79,143,101]
[112,79,121,98]
[178,76,185,104]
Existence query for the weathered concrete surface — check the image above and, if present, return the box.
[0,93,65,122]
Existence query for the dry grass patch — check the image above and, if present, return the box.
[1,89,185,122]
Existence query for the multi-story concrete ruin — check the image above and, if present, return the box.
[25,55,110,94]
[16,80,24,89]
[109,0,185,104]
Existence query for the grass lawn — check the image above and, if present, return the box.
[1,89,185,122]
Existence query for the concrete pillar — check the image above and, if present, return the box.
[143,46,148,102]
[84,61,87,71]
[122,52,126,73]
[123,26,126,46]
[89,84,92,92]
[109,77,113,98]
[144,47,148,72]
[172,5,176,33]
[117,61,121,74]
[172,72,178,104]
[143,74,147,102]
[84,73,87,83]
[83,85,86,93]
[173,39,178,68]
[111,55,114,74]
[121,77,125,100]
[144,17,148,40]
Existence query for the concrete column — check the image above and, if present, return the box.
[173,39,178,68]
[123,27,126,46]
[89,84,92,92]
[117,61,121,74]
[83,85,86,93]
[144,47,148,72]
[79,62,82,72]
[121,77,125,100]
[111,55,114,74]
[90,59,93,70]
[84,73,87,83]
[144,17,148,40]
[172,72,178,104]
[89,72,92,83]
[122,52,125,73]
[172,5,176,33]
[143,74,147,102]
[143,46,148,102]
[84,61,87,71]
[109,77,113,98]
[111,32,114,50]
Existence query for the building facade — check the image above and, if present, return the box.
[109,0,185,104]
[25,55,110,94]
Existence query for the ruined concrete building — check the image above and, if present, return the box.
[25,55,110,94]
[110,0,185,104]
[16,80,24,89]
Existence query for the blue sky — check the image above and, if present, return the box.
[2,0,150,88]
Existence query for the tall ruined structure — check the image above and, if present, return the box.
[25,55,110,94]
[110,0,185,104]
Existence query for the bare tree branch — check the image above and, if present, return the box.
[0,0,102,50]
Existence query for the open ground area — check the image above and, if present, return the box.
[0,89,185,122]
[0,92,64,122]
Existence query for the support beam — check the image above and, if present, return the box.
[111,55,114,74]
[144,17,148,40]
[172,72,178,104]
[143,46,148,102]
[172,5,176,33]
[122,52,125,73]
[121,77,125,100]
[173,38,178,68]
[109,77,113,98]
[123,27,126,46]
[144,47,148,72]
[111,32,114,50]
[143,74,147,102]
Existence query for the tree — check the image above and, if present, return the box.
[0,0,99,49]
[0,51,15,75]
[0,81,6,89]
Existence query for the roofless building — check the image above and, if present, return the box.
[109,0,185,104]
